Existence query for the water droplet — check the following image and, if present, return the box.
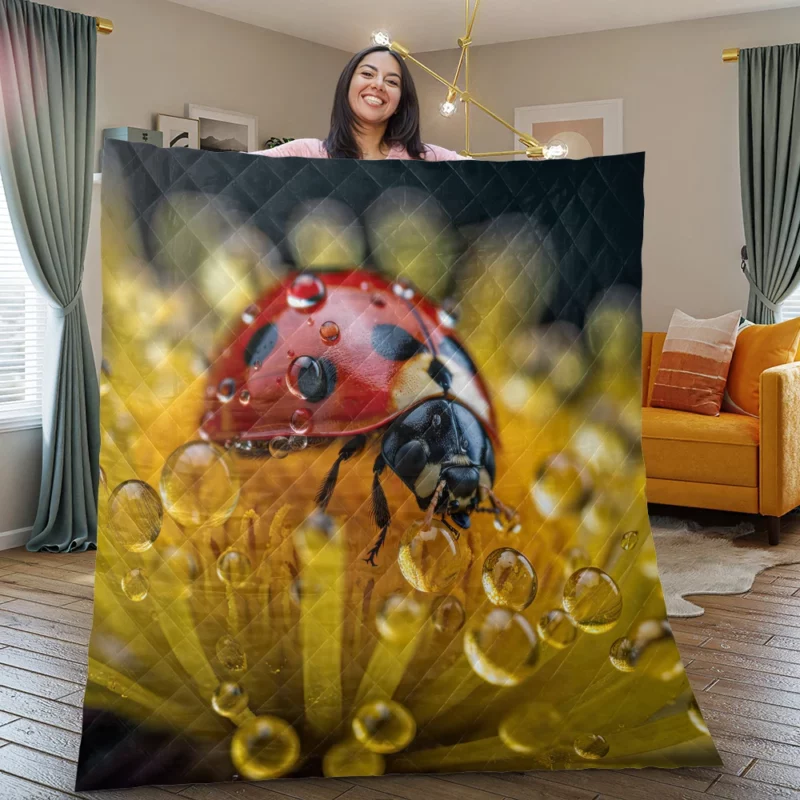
[293,511,337,563]
[307,317,314,326]
[212,681,249,718]
[230,715,300,780]
[216,549,252,588]
[609,638,636,672]
[688,699,710,735]
[286,355,323,400]
[269,437,290,459]
[216,634,247,675]
[464,608,539,686]
[289,435,308,451]
[621,530,639,551]
[320,321,340,343]
[481,548,537,612]
[360,280,370,291]
[531,453,592,519]
[352,700,416,754]
[537,609,577,649]
[252,360,263,372]
[499,703,563,754]
[563,568,622,634]
[437,307,457,328]
[391,279,415,300]
[241,304,259,324]
[376,593,426,643]
[493,517,504,532]
[217,377,236,403]
[431,595,466,635]
[109,481,163,553]
[287,349,295,358]
[239,389,251,406]
[287,273,326,311]
[322,740,385,777]
[574,733,609,760]
[290,408,312,434]
[371,294,386,307]
[160,442,240,528]
[629,619,682,681]
[437,299,460,328]
[398,521,469,593]
[121,568,149,602]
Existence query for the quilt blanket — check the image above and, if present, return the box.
[76,140,720,790]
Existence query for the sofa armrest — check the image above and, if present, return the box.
[760,361,800,516]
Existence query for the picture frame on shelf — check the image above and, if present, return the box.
[514,99,623,160]
[186,104,258,153]
[156,114,199,149]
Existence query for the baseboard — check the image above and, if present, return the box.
[0,526,31,551]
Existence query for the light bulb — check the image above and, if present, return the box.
[543,140,569,160]
[439,89,459,118]
[440,101,458,118]
[371,30,392,47]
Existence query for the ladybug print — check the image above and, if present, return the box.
[201,269,515,564]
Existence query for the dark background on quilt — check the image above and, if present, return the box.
[102,140,644,330]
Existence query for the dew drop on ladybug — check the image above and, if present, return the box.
[437,305,459,329]
[269,437,290,459]
[371,294,387,308]
[217,378,236,403]
[291,408,312,434]
[391,279,414,300]
[239,390,251,406]
[241,304,259,325]
[287,273,326,311]
[320,321,340,344]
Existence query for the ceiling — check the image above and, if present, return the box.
[166,0,798,53]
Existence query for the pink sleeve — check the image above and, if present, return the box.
[252,139,327,158]
[422,144,472,161]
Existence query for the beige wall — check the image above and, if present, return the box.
[0,0,347,538]
[416,7,800,333]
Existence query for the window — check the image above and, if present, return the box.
[0,174,46,430]
[782,282,800,321]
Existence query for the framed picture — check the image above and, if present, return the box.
[514,99,623,160]
[186,104,258,153]
[156,114,199,149]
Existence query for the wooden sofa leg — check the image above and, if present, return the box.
[766,516,781,546]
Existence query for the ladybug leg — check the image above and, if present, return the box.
[365,454,391,567]
[315,434,367,511]
[422,479,447,531]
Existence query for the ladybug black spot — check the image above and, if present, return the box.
[296,356,337,403]
[440,336,478,376]
[244,323,278,367]
[372,324,426,361]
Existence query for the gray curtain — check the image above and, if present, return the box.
[0,0,99,551]
[739,44,800,323]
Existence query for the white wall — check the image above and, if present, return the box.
[0,0,347,539]
[415,6,800,332]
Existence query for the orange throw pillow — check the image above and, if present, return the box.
[651,309,741,416]
[722,317,800,417]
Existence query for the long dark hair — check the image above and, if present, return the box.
[324,46,425,160]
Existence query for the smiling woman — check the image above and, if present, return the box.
[255,45,469,161]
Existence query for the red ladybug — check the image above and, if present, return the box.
[201,269,514,564]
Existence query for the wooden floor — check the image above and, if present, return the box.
[1,511,800,800]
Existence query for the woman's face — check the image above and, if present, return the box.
[348,51,402,126]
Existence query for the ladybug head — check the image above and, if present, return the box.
[380,398,496,527]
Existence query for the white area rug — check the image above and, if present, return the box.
[651,515,800,617]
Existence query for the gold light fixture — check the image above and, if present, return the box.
[372,1,566,160]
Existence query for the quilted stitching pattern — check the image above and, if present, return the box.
[76,141,718,791]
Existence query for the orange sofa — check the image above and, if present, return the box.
[641,332,800,544]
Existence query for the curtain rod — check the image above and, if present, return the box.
[723,48,740,62]
[96,17,113,34]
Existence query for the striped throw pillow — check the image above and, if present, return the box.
[651,309,741,416]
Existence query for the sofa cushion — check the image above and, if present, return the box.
[642,407,759,487]
[722,317,800,417]
[650,309,741,416]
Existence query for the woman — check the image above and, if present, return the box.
[256,45,468,162]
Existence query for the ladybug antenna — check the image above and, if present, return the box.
[315,435,366,511]
[365,454,391,567]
